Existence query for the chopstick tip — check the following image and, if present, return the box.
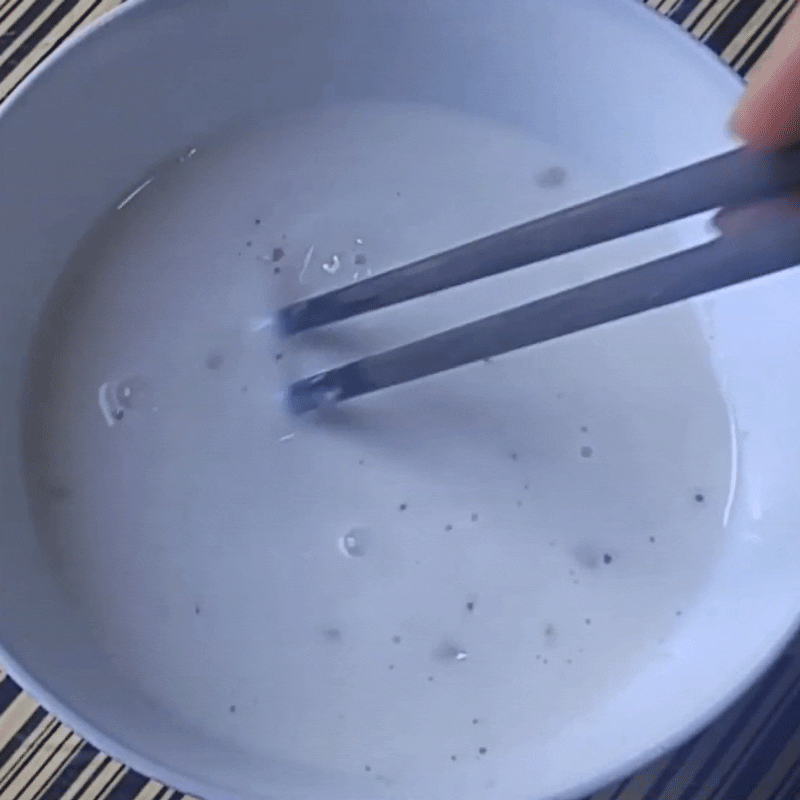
[285,376,343,415]
[274,306,297,338]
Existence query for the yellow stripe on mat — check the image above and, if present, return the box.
[731,0,794,71]
[683,0,728,30]
[57,755,118,800]
[656,0,687,14]
[723,0,785,60]
[134,780,177,800]
[0,692,201,799]
[0,0,61,38]
[0,717,59,785]
[0,0,122,103]
[695,0,742,39]
[0,694,43,756]
[2,728,82,800]
[77,760,126,800]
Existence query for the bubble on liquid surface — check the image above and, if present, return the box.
[115,376,152,409]
[309,385,342,411]
[338,528,370,557]
[434,641,469,662]
[321,254,341,274]
[98,378,152,426]
[248,315,271,333]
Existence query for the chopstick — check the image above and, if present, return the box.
[286,216,800,413]
[278,143,800,336]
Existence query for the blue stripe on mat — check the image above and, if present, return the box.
[36,743,100,800]
[0,676,22,715]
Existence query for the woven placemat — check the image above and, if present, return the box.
[0,1,797,798]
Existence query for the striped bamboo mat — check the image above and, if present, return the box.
[0,1,798,799]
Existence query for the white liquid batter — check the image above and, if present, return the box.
[25,103,735,796]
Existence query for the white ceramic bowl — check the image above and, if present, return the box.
[2,2,800,799]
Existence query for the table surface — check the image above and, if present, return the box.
[0,1,797,799]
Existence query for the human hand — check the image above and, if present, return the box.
[731,4,800,149]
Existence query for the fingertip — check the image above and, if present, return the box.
[728,104,750,146]
[729,85,800,152]
[728,4,800,151]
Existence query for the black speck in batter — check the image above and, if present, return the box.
[44,484,72,501]
[535,166,567,188]
[205,353,224,370]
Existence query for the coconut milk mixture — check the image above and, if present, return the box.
[25,103,734,791]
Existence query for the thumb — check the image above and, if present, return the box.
[730,3,800,151]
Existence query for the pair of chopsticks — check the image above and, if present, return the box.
[279,144,800,414]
